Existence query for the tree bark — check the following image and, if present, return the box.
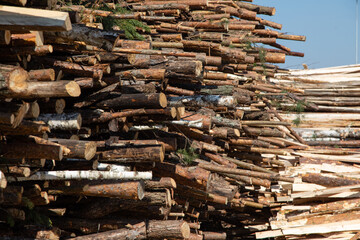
[99,145,165,163]
[10,170,152,182]
[37,112,82,131]
[49,138,97,160]
[97,93,167,110]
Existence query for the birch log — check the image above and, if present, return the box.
[8,170,152,182]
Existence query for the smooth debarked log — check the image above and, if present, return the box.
[97,93,167,109]
[0,5,71,31]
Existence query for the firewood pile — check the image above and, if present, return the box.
[251,66,360,239]
[7,0,355,239]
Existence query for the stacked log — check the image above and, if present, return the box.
[0,0,316,239]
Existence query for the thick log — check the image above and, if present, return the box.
[44,24,118,51]
[29,69,55,81]
[147,220,190,239]
[121,83,157,94]
[97,93,167,109]
[0,140,64,160]
[211,116,241,129]
[49,138,97,160]
[0,120,48,135]
[50,181,145,200]
[163,60,203,79]
[153,162,210,190]
[37,112,82,131]
[99,145,165,163]
[9,80,81,98]
[144,177,177,190]
[302,173,360,187]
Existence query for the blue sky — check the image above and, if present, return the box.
[254,0,358,69]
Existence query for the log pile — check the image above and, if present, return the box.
[249,65,360,239]
[0,0,317,239]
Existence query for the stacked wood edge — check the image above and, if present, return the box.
[7,0,360,239]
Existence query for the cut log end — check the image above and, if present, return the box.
[138,181,145,200]
[1,30,11,45]
[65,81,81,97]
[9,67,28,93]
[233,129,240,137]
[180,221,191,239]
[195,60,203,78]
[0,171,7,189]
[159,92,168,108]
[170,107,177,118]
[55,99,66,114]
[84,142,97,160]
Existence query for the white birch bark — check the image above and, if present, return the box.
[7,170,152,182]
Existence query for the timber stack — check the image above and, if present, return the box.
[248,66,360,239]
[0,0,315,239]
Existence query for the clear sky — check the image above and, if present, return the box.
[254,0,359,69]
